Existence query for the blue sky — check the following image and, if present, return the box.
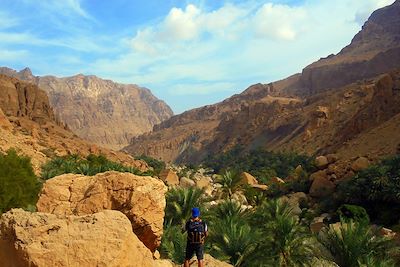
[0,0,395,114]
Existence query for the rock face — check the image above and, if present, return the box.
[0,68,173,150]
[0,74,148,174]
[124,2,400,165]
[36,171,167,252]
[0,209,155,267]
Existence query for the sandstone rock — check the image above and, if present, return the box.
[315,156,329,169]
[232,191,248,205]
[309,170,328,182]
[351,157,370,172]
[310,214,330,233]
[270,177,285,184]
[0,209,154,267]
[240,172,258,185]
[196,177,211,189]
[309,176,335,198]
[36,171,167,252]
[180,177,195,188]
[189,254,233,267]
[280,192,307,216]
[153,260,175,267]
[0,108,12,130]
[159,169,180,186]
[250,184,269,191]
[326,154,339,164]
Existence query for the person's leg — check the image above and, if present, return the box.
[184,259,190,267]
[195,244,204,267]
[185,243,194,267]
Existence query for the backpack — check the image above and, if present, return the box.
[187,218,206,244]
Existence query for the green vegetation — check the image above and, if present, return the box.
[317,221,395,267]
[41,154,152,179]
[337,155,400,225]
[337,204,369,224]
[215,170,243,200]
[160,224,187,264]
[204,146,315,184]
[0,149,41,214]
[135,154,165,176]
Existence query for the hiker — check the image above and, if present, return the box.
[183,207,208,267]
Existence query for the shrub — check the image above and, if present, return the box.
[41,154,149,179]
[160,224,186,264]
[337,204,369,224]
[0,149,41,214]
[135,155,165,176]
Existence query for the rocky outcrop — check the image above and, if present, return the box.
[0,209,155,267]
[123,2,400,164]
[159,169,180,186]
[0,74,149,174]
[188,254,233,267]
[36,171,167,252]
[0,68,173,150]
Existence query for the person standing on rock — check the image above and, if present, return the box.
[183,207,208,267]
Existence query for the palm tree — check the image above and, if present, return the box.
[250,199,315,266]
[165,187,205,226]
[160,223,187,264]
[317,221,395,267]
[209,217,259,267]
[216,170,243,200]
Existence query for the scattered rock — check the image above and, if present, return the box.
[196,177,211,189]
[188,254,233,267]
[36,171,167,252]
[240,172,258,185]
[309,176,335,198]
[351,157,370,172]
[180,177,195,188]
[280,192,307,216]
[270,177,285,185]
[0,209,155,267]
[159,169,180,186]
[250,184,269,191]
[315,156,329,169]
[309,170,328,182]
[326,154,338,164]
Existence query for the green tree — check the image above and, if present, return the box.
[317,221,395,267]
[164,187,205,226]
[160,223,187,264]
[216,170,243,200]
[0,149,41,213]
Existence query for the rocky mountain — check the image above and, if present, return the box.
[124,1,400,163]
[0,74,148,173]
[0,68,173,150]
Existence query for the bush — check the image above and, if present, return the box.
[337,204,370,224]
[337,155,400,225]
[0,149,41,214]
[135,155,165,176]
[204,146,315,183]
[41,154,151,180]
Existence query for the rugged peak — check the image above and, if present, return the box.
[19,67,33,77]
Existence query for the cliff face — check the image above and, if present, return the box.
[0,68,173,150]
[0,74,148,173]
[123,1,400,163]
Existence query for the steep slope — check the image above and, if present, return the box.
[0,68,173,150]
[124,1,400,163]
[0,74,148,173]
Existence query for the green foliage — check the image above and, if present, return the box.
[160,223,187,264]
[317,221,395,267]
[204,146,315,183]
[250,199,315,266]
[164,187,205,226]
[337,204,369,224]
[337,155,400,225]
[41,154,150,179]
[215,170,243,200]
[0,149,41,214]
[135,155,165,176]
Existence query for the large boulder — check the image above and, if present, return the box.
[159,169,180,186]
[351,157,370,172]
[315,156,329,169]
[239,172,258,185]
[180,177,195,188]
[36,171,167,252]
[309,176,335,198]
[0,209,154,267]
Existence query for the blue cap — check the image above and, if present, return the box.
[192,207,200,218]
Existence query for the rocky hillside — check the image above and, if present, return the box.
[124,1,400,164]
[0,68,173,150]
[0,74,148,173]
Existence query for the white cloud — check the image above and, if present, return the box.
[0,49,29,61]
[354,0,395,24]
